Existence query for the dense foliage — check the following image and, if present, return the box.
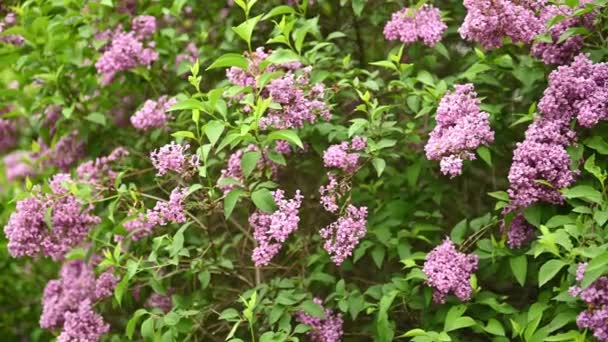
[1,0,608,341]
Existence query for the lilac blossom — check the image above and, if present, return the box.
[0,12,25,45]
[569,263,608,341]
[146,292,173,313]
[532,1,595,65]
[502,214,535,249]
[76,147,129,184]
[39,131,85,171]
[176,42,199,70]
[130,96,177,131]
[0,118,17,152]
[3,151,34,181]
[425,84,494,177]
[383,5,447,47]
[319,173,342,213]
[323,137,367,173]
[131,15,156,39]
[150,142,199,176]
[58,300,110,342]
[295,298,344,342]
[218,144,282,194]
[319,205,368,266]
[459,0,545,49]
[250,189,303,266]
[422,238,479,303]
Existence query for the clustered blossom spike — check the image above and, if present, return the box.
[95,16,158,85]
[130,95,177,131]
[145,292,173,313]
[319,173,343,213]
[459,0,545,49]
[4,180,100,260]
[226,47,330,129]
[422,238,479,303]
[175,42,199,70]
[150,142,199,176]
[250,189,303,266]
[76,147,129,184]
[38,131,85,172]
[0,12,25,45]
[319,205,368,266]
[122,187,188,240]
[502,214,535,249]
[3,151,34,181]
[0,117,17,152]
[218,144,283,194]
[295,298,344,342]
[425,84,495,178]
[569,263,608,342]
[531,1,595,65]
[40,260,116,340]
[383,5,447,47]
[507,54,608,208]
[323,136,367,173]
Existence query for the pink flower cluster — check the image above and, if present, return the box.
[295,298,344,342]
[459,0,545,49]
[130,95,177,131]
[41,260,117,341]
[319,205,368,266]
[569,263,608,342]
[3,179,100,260]
[323,136,366,173]
[38,131,85,172]
[0,12,25,45]
[145,292,173,313]
[531,1,595,65]
[76,147,129,184]
[95,16,158,85]
[122,187,188,240]
[226,47,330,129]
[501,214,535,249]
[383,5,447,47]
[422,238,479,303]
[250,189,303,266]
[508,54,608,208]
[0,117,17,152]
[425,84,494,178]
[3,151,34,181]
[175,42,199,70]
[150,142,199,176]
[218,144,282,194]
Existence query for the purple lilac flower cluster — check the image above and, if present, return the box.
[76,147,129,184]
[250,189,303,266]
[145,292,173,313]
[0,117,17,152]
[459,0,545,49]
[383,5,447,47]
[218,144,282,194]
[295,298,344,342]
[130,95,177,131]
[507,54,608,208]
[122,187,188,240]
[41,260,117,341]
[0,12,25,45]
[38,131,85,172]
[319,205,368,266]
[501,214,535,249]
[569,263,608,342]
[95,16,158,85]
[422,238,479,303]
[3,151,34,181]
[175,42,199,71]
[425,84,495,178]
[150,142,199,176]
[4,181,100,260]
[323,136,367,173]
[531,1,595,65]
[226,47,330,129]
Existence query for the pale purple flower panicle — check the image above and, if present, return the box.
[425,84,494,178]
[569,263,608,342]
[146,292,173,313]
[94,271,120,300]
[422,238,479,303]
[0,12,25,45]
[0,118,17,152]
[76,147,129,184]
[95,18,158,85]
[319,173,341,213]
[295,298,344,342]
[122,187,188,240]
[58,300,110,342]
[323,137,367,173]
[218,144,283,194]
[502,214,535,249]
[40,131,85,171]
[176,42,199,69]
[4,183,100,260]
[532,1,595,65]
[3,151,34,181]
[459,0,545,49]
[150,142,199,176]
[130,96,177,131]
[383,5,447,47]
[40,260,114,337]
[320,205,368,266]
[250,189,303,266]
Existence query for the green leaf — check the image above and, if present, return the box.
[262,5,295,20]
[198,270,211,289]
[85,112,107,126]
[375,291,397,342]
[561,185,603,204]
[232,15,263,48]
[585,136,608,154]
[224,189,244,218]
[126,309,148,339]
[370,60,398,71]
[204,120,225,146]
[352,0,366,16]
[581,251,608,287]
[299,300,325,319]
[172,131,196,139]
[241,151,261,178]
[477,146,492,167]
[251,188,277,213]
[538,259,567,287]
[445,316,477,332]
[114,276,129,306]
[267,129,303,148]
[461,63,491,80]
[163,312,180,326]
[265,49,301,65]
[484,319,505,336]
[206,53,249,70]
[488,191,509,202]
[141,317,155,341]
[416,71,435,87]
[510,255,527,286]
[372,158,386,177]
[168,98,206,112]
